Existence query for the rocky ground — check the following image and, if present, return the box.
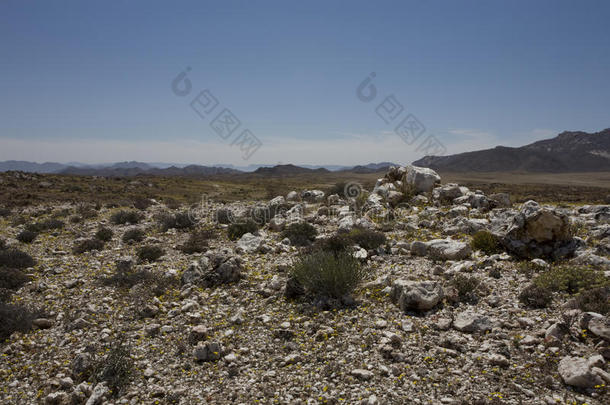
[0,166,609,405]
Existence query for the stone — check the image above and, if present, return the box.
[496,200,575,259]
[193,341,222,362]
[189,325,209,343]
[390,280,444,312]
[558,356,603,388]
[403,165,441,194]
[588,316,610,341]
[425,239,472,261]
[350,368,374,381]
[236,233,264,253]
[85,382,108,405]
[269,216,286,231]
[453,312,492,333]
[32,318,53,329]
[410,241,427,256]
[286,191,299,202]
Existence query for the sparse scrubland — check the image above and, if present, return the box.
[0,167,609,404]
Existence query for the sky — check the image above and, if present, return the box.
[1,0,609,166]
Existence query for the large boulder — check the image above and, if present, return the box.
[301,190,325,203]
[390,280,444,312]
[496,200,576,259]
[403,165,441,194]
[558,356,604,388]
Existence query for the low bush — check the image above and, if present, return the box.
[534,265,609,294]
[310,227,386,254]
[73,239,105,254]
[92,338,133,397]
[178,229,215,254]
[519,283,553,308]
[0,239,5,250]
[133,197,153,211]
[110,210,142,225]
[215,208,233,224]
[0,207,12,217]
[95,227,114,242]
[573,287,610,314]
[157,211,195,232]
[281,222,318,246]
[289,251,367,299]
[0,267,29,291]
[101,267,153,289]
[449,274,481,304]
[136,245,164,262]
[471,230,501,255]
[122,228,145,244]
[227,220,259,241]
[25,219,65,233]
[0,249,36,269]
[0,303,39,341]
[163,198,181,210]
[345,228,386,250]
[17,230,38,244]
[69,215,83,224]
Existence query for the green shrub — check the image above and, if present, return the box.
[534,265,609,294]
[136,245,164,262]
[157,211,195,232]
[573,287,610,314]
[73,239,105,254]
[122,228,145,244]
[227,220,259,241]
[0,248,36,269]
[0,303,39,341]
[471,230,501,255]
[289,251,367,299]
[95,227,114,242]
[282,222,318,246]
[17,230,38,244]
[519,283,553,308]
[178,229,215,254]
[110,210,142,225]
[92,338,133,397]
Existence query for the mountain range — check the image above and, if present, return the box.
[413,128,610,172]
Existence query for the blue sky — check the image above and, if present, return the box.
[1,0,609,165]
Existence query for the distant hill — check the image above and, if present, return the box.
[253,164,330,176]
[413,129,610,172]
[59,164,241,177]
[0,160,67,173]
[347,162,397,173]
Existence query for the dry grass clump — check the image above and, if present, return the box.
[227,220,259,241]
[122,228,145,244]
[95,227,114,242]
[110,210,142,225]
[0,303,41,341]
[16,230,38,244]
[178,228,215,254]
[92,338,133,397]
[73,239,105,254]
[136,245,164,262]
[25,218,65,233]
[156,211,196,232]
[0,248,36,269]
[519,284,553,308]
